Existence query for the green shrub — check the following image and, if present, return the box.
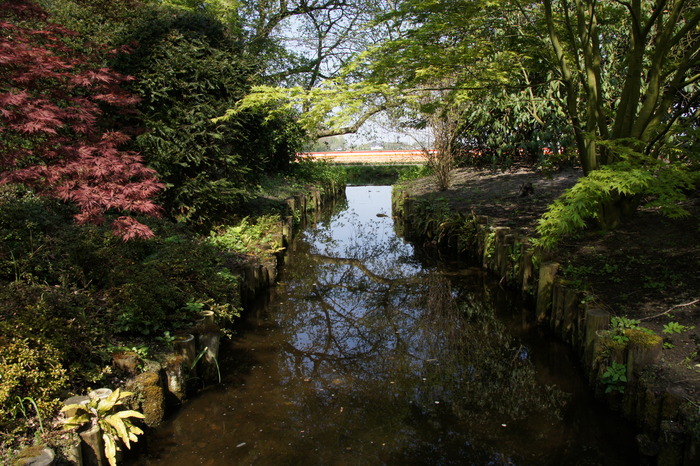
[102,231,242,335]
[397,164,433,183]
[113,8,305,227]
[207,215,283,256]
[0,282,114,386]
[289,158,348,191]
[0,185,76,283]
[0,337,68,436]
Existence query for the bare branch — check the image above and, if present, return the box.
[640,299,700,321]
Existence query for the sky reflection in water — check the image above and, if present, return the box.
[137,186,638,466]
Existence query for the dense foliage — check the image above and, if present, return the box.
[0,0,330,459]
[42,0,307,227]
[377,0,699,240]
[0,168,343,459]
[233,0,698,244]
[0,0,163,239]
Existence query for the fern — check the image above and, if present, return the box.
[534,153,696,249]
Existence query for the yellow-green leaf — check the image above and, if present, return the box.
[103,415,130,448]
[60,403,86,413]
[103,433,118,466]
[115,410,145,419]
[62,414,91,428]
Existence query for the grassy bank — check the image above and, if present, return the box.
[342,163,430,186]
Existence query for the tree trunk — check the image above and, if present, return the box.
[597,194,641,229]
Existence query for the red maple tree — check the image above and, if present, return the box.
[0,0,163,240]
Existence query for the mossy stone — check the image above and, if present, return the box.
[141,384,166,426]
[126,371,165,427]
[13,445,54,466]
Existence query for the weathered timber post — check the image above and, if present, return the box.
[198,311,221,384]
[80,424,107,466]
[294,194,306,224]
[61,395,88,464]
[173,333,196,368]
[482,227,496,271]
[284,197,295,215]
[263,257,277,284]
[164,354,187,405]
[519,245,534,296]
[642,387,663,435]
[584,307,610,353]
[625,329,663,383]
[658,420,686,465]
[492,227,510,277]
[474,223,487,262]
[112,351,140,376]
[561,286,582,346]
[502,233,517,281]
[550,280,566,333]
[282,216,294,248]
[535,262,559,322]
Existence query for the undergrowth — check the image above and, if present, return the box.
[0,158,340,459]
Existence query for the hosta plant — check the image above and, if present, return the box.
[61,388,144,466]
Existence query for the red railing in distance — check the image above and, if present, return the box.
[297,149,435,162]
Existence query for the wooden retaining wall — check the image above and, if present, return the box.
[239,181,344,304]
[392,188,699,466]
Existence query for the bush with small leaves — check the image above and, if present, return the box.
[0,337,68,436]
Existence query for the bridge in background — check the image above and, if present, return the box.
[300,149,431,164]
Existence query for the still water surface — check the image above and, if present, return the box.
[137,186,638,465]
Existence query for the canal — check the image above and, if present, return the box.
[136,186,639,465]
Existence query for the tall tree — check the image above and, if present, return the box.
[0,0,163,240]
[155,0,389,90]
[237,0,699,244]
[538,0,700,172]
[528,0,700,240]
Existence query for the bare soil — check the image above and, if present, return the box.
[404,166,700,402]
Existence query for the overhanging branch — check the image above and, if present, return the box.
[314,104,388,137]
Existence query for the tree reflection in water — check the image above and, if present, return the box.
[141,187,638,466]
[271,186,568,463]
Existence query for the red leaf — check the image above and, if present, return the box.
[112,216,156,241]
[0,1,162,240]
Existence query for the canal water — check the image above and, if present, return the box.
[137,186,639,465]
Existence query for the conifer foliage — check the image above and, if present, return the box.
[0,0,163,240]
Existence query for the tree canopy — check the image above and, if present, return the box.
[3,0,698,243]
[227,0,699,245]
